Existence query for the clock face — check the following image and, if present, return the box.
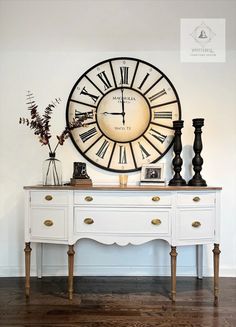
[66,57,181,172]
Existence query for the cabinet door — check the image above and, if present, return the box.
[175,208,215,244]
[30,207,68,241]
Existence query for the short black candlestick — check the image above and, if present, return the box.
[188,118,207,186]
[169,120,186,186]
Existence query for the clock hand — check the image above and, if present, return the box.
[101,112,123,116]
[121,88,125,125]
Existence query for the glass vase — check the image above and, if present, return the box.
[43,152,62,186]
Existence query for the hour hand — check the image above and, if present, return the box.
[101,111,122,116]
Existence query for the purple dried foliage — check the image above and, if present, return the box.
[19,91,93,153]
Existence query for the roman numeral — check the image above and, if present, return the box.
[96,140,110,158]
[79,127,97,143]
[119,146,127,164]
[75,110,82,118]
[97,71,112,91]
[138,73,150,90]
[138,142,150,159]
[75,110,93,119]
[80,87,99,104]
[120,66,129,85]
[149,128,166,143]
[154,111,173,119]
[149,88,167,102]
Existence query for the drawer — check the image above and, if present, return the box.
[176,209,215,241]
[177,192,215,207]
[30,191,69,206]
[74,191,171,207]
[30,207,67,240]
[74,207,170,235]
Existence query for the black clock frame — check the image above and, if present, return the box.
[66,57,182,173]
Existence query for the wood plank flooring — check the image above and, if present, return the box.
[0,276,235,326]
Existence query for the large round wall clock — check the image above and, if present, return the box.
[66,57,181,172]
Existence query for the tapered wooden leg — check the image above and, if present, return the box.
[24,242,32,298]
[213,243,221,305]
[170,246,177,302]
[67,245,75,300]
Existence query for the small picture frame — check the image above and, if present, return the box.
[140,163,165,184]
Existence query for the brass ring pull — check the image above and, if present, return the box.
[85,196,93,202]
[192,221,201,228]
[84,218,94,225]
[151,218,162,226]
[193,196,200,202]
[152,196,160,202]
[44,219,53,227]
[45,195,53,201]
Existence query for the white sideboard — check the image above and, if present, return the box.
[24,185,221,303]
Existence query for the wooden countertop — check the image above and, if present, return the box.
[24,184,222,191]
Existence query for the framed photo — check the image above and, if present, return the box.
[140,163,165,183]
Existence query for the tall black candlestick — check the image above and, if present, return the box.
[169,120,186,186]
[188,118,207,186]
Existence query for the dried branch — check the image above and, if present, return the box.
[19,91,93,153]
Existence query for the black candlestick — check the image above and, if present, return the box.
[169,120,186,186]
[188,118,207,186]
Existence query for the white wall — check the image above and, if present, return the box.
[0,0,235,277]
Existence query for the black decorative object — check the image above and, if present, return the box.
[188,118,207,186]
[169,120,186,186]
[70,162,92,186]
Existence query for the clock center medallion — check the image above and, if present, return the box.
[97,88,150,143]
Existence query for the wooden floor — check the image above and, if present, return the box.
[0,276,235,326]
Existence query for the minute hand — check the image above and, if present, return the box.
[121,88,125,125]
